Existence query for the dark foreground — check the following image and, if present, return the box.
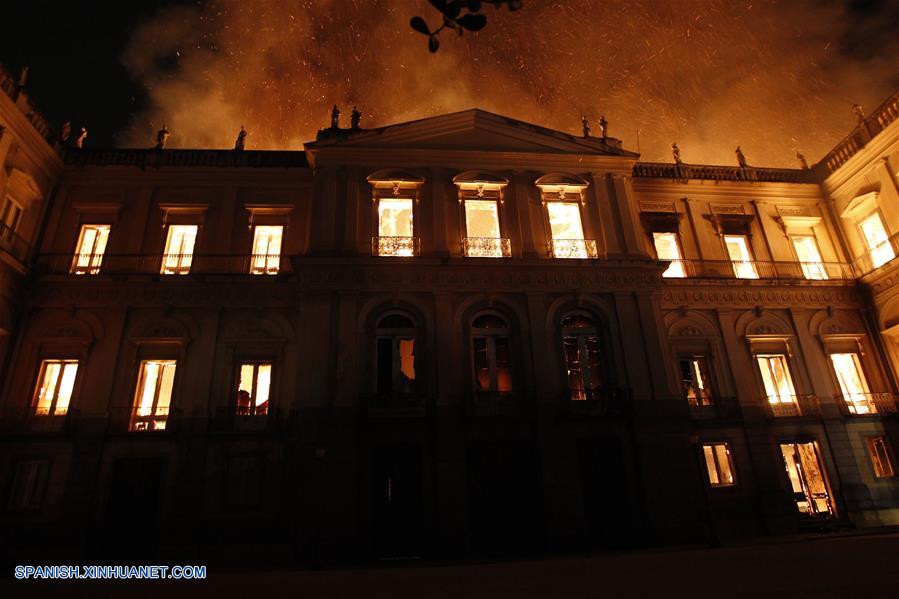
[5,532,899,598]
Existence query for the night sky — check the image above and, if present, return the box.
[3,0,899,166]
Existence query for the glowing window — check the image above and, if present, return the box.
[791,236,827,280]
[376,198,414,256]
[679,356,713,406]
[237,362,271,416]
[131,360,177,431]
[702,443,735,486]
[376,314,417,394]
[250,225,283,274]
[71,224,110,274]
[724,235,758,279]
[756,354,796,404]
[780,442,833,517]
[464,200,504,257]
[867,436,895,478]
[561,314,601,401]
[32,359,78,416]
[830,353,872,414]
[0,197,23,241]
[472,314,513,395]
[161,225,197,274]
[7,460,49,513]
[860,212,894,268]
[652,232,685,277]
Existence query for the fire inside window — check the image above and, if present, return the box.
[377,198,415,256]
[652,232,685,278]
[829,353,873,414]
[867,436,896,478]
[680,357,712,406]
[71,224,110,274]
[161,225,197,274]
[131,360,177,431]
[791,235,827,280]
[464,199,504,257]
[32,359,78,416]
[237,362,272,415]
[250,225,283,274]
[547,202,594,259]
[756,354,796,404]
[376,314,417,394]
[702,443,735,486]
[471,314,513,395]
[724,235,758,279]
[561,315,601,401]
[860,212,894,268]
[780,442,833,517]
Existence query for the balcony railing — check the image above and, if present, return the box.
[35,253,294,275]
[818,90,899,177]
[855,233,899,275]
[0,221,31,264]
[764,395,821,418]
[372,236,419,257]
[549,238,598,259]
[209,406,283,432]
[665,259,855,281]
[837,392,898,416]
[688,396,742,420]
[462,237,512,258]
[361,393,426,418]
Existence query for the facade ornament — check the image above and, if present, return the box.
[155,125,171,149]
[581,115,590,138]
[330,105,341,129]
[557,186,567,201]
[235,126,248,151]
[476,183,485,198]
[672,142,682,164]
[391,181,401,197]
[351,106,362,130]
[852,104,865,123]
[735,146,748,168]
[74,127,87,149]
[796,152,809,169]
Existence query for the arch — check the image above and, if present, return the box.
[132,312,199,341]
[455,295,526,334]
[534,173,590,188]
[545,294,616,334]
[220,310,295,340]
[366,168,425,185]
[734,310,793,338]
[31,310,102,341]
[808,309,866,337]
[665,310,719,339]
[358,295,433,334]
[452,170,509,186]
[877,295,899,331]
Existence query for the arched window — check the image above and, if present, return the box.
[561,314,602,400]
[376,313,417,395]
[471,314,513,396]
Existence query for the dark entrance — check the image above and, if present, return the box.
[577,436,633,548]
[100,457,166,559]
[371,444,423,558]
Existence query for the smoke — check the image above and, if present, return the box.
[120,0,899,166]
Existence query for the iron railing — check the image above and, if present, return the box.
[35,253,294,275]
[665,259,855,280]
[462,237,512,258]
[371,236,419,257]
[817,91,899,177]
[688,396,742,420]
[837,392,898,416]
[0,221,31,264]
[764,395,821,418]
[549,238,598,259]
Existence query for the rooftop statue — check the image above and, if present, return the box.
[852,104,865,122]
[331,105,341,129]
[235,126,248,151]
[351,106,362,130]
[672,142,682,164]
[598,115,608,139]
[60,121,71,144]
[796,152,809,170]
[74,127,87,149]
[735,145,748,168]
[156,125,170,149]
[581,115,590,138]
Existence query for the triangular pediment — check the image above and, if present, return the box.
[306,109,638,157]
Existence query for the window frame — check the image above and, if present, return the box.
[789,234,827,280]
[130,359,178,431]
[723,234,759,279]
[859,209,894,269]
[71,223,111,275]
[470,313,514,398]
[560,313,603,401]
[249,225,284,275]
[545,200,593,259]
[679,355,715,406]
[462,197,506,258]
[0,196,24,238]
[374,313,418,395]
[652,231,687,278]
[31,359,80,417]
[866,436,896,479]
[754,352,798,404]
[7,459,50,513]
[235,360,273,416]
[701,442,737,488]
[161,224,199,275]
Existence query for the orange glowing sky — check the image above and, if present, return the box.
[120,0,899,167]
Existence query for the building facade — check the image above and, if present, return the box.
[2,77,899,564]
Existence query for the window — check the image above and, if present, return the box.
[471,314,513,396]
[161,225,197,274]
[829,353,872,414]
[756,354,796,404]
[561,314,602,401]
[547,202,596,258]
[71,224,110,274]
[225,455,263,508]
[724,235,758,279]
[0,197,23,241]
[131,360,176,431]
[236,362,271,416]
[463,199,507,257]
[791,236,827,280]
[32,360,78,416]
[867,436,896,478]
[780,442,833,517]
[376,314,417,394]
[702,443,735,486]
[7,460,49,512]
[250,225,283,274]
[860,212,893,268]
[376,198,415,256]
[679,356,713,406]
[652,232,685,278]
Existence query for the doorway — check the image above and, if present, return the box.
[779,442,834,518]
[371,445,423,558]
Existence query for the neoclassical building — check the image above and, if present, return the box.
[2,67,899,562]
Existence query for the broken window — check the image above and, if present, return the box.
[702,443,735,486]
[561,314,602,401]
[236,362,271,416]
[791,235,827,280]
[652,232,686,278]
[376,198,415,256]
[376,314,417,395]
[32,359,78,416]
[547,202,596,258]
[471,314,513,396]
[867,436,896,478]
[780,442,834,517]
[679,356,713,406]
[131,360,176,431]
[463,199,506,257]
[7,459,49,512]
[71,224,110,274]
[756,354,796,405]
[860,212,893,268]
[250,225,283,274]
[724,234,758,279]
[161,224,197,274]
[829,352,873,414]
[0,196,23,242]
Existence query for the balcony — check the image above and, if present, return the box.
[0,221,31,265]
[665,259,855,281]
[372,236,419,257]
[0,406,72,433]
[563,386,629,417]
[209,406,284,432]
[35,253,295,276]
[688,396,742,421]
[463,237,511,258]
[362,393,426,418]
[837,392,898,416]
[549,238,598,259]
[764,395,821,418]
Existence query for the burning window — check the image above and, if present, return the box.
[829,353,872,414]
[791,235,827,280]
[780,442,833,517]
[71,224,110,274]
[546,202,595,258]
[131,360,176,431]
[702,443,735,486]
[237,362,271,416]
[756,354,796,404]
[652,232,685,277]
[867,436,896,478]
[161,224,197,274]
[32,359,78,416]
[0,196,23,241]
[561,314,601,401]
[8,459,49,512]
[250,225,283,274]
[679,357,713,406]
[376,198,415,256]
[472,314,513,395]
[860,212,893,268]
[724,235,758,279]
[464,200,506,257]
[376,314,417,394]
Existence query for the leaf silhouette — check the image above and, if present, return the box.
[457,13,487,31]
[410,16,430,35]
[428,35,440,53]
